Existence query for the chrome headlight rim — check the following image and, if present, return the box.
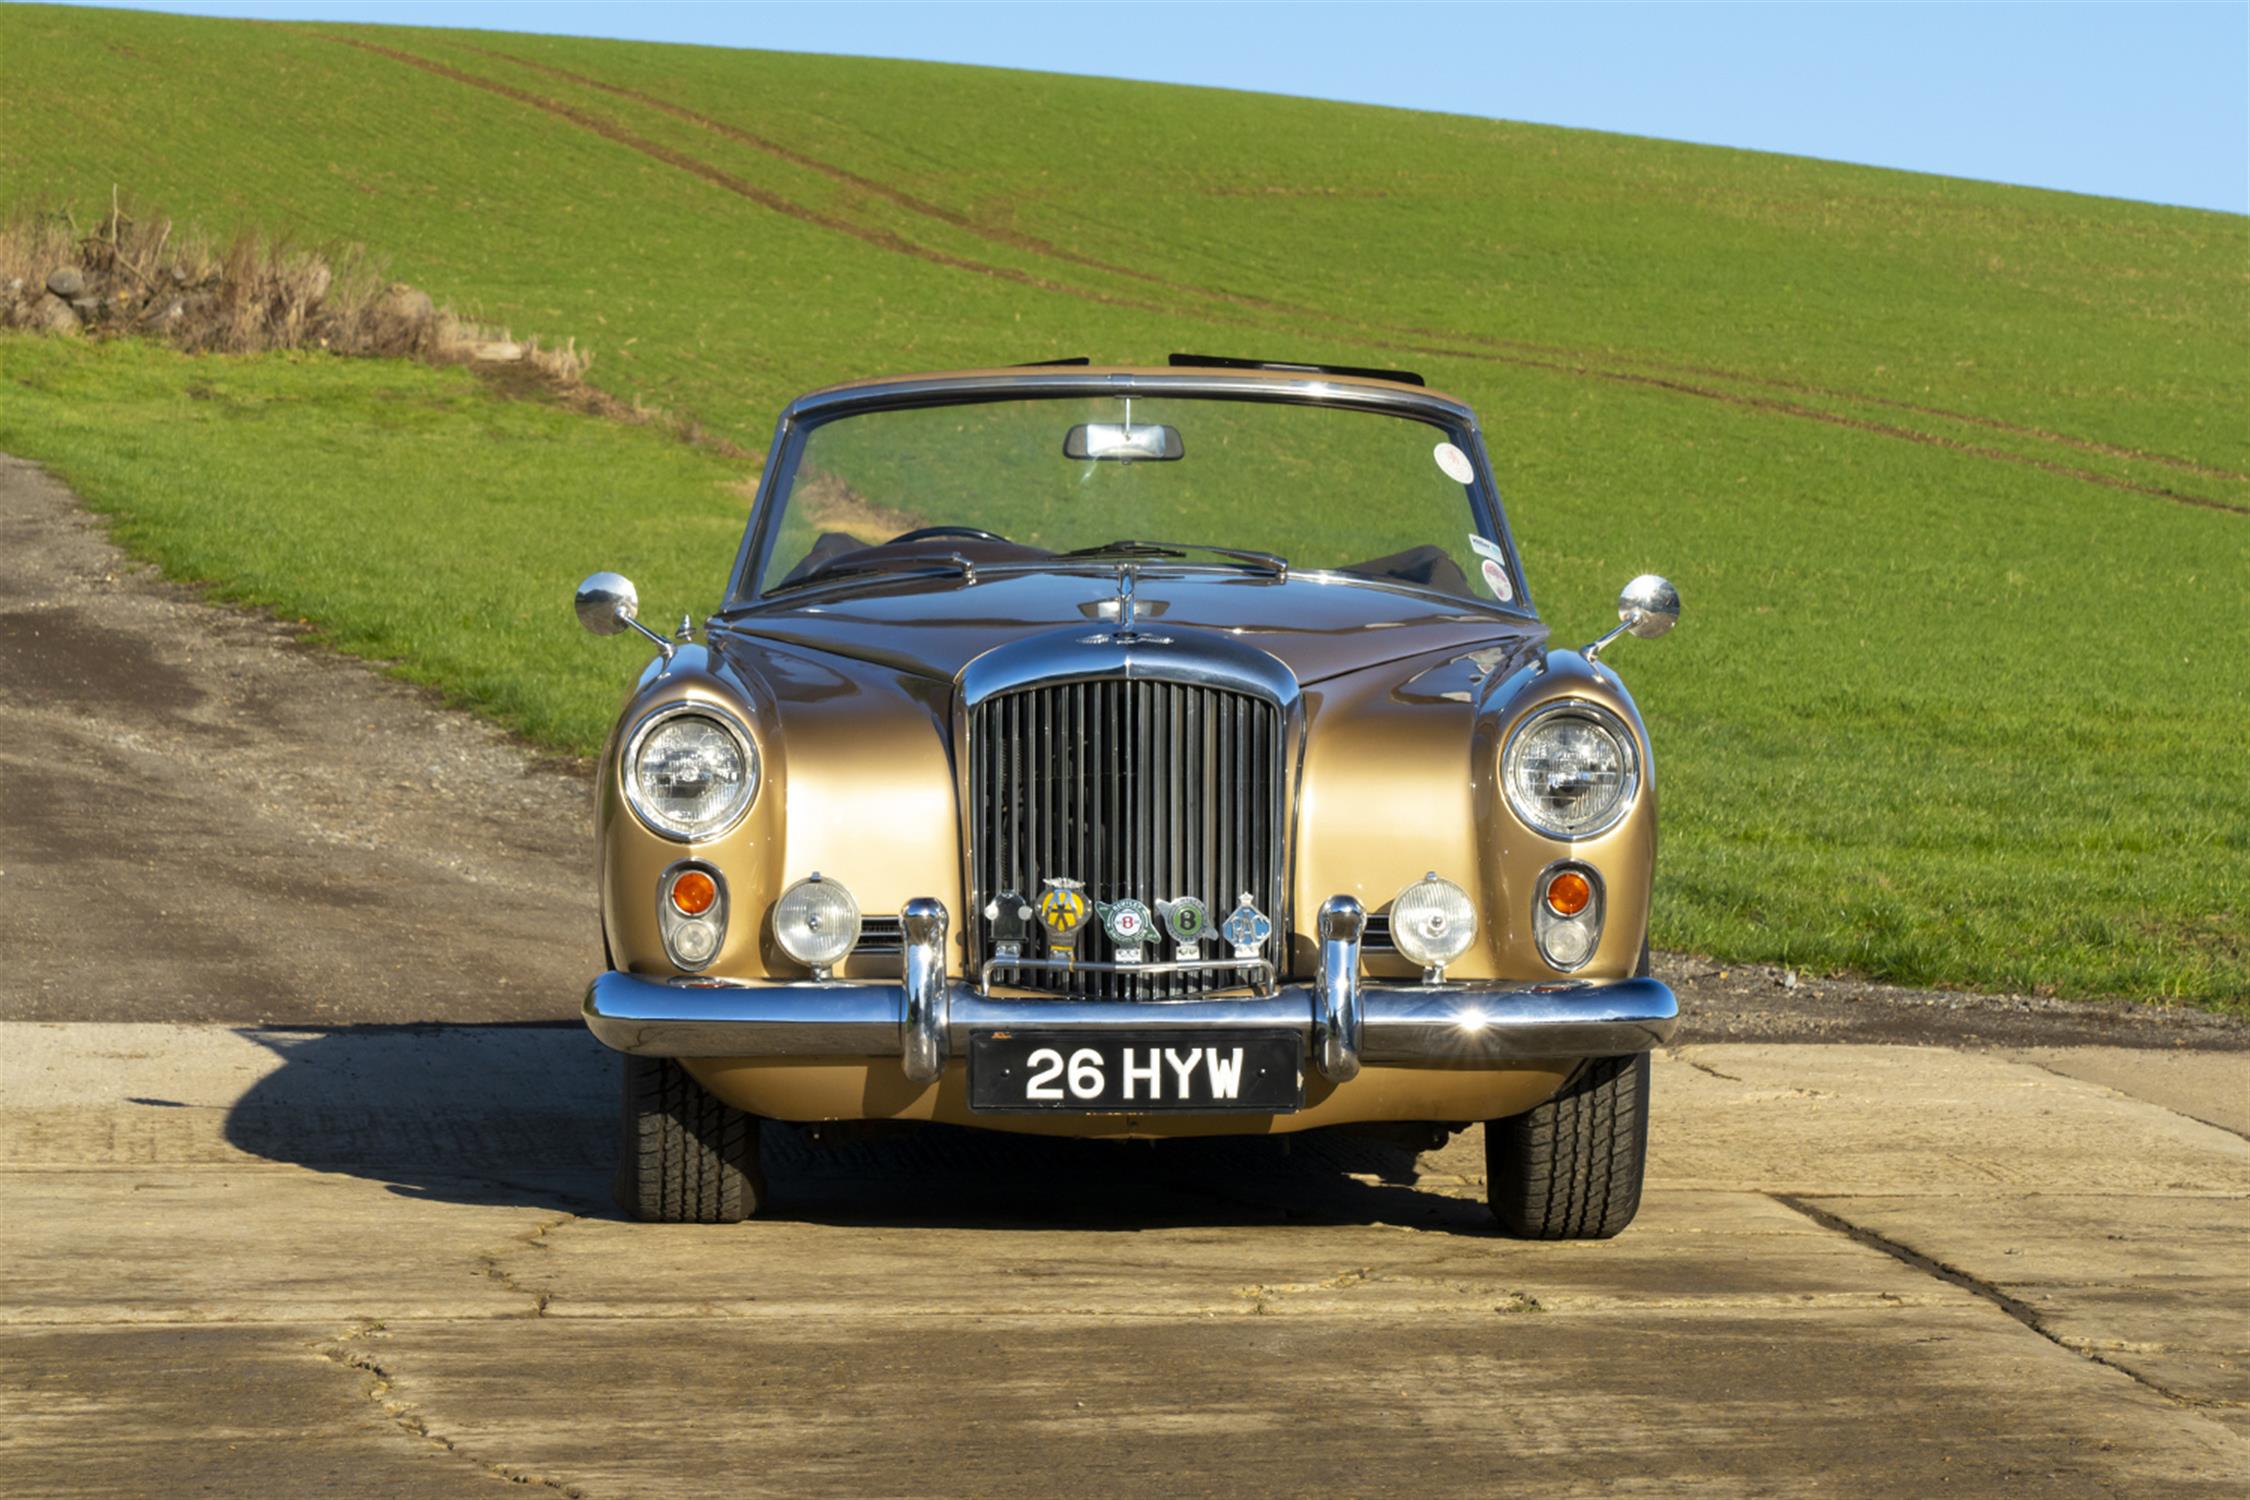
[1500,698,1641,842]
[621,701,760,843]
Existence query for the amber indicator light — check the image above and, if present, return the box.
[669,869,719,916]
[1544,870,1593,918]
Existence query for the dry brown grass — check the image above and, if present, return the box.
[1,199,590,383]
[0,198,779,459]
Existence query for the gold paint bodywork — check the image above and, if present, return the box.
[597,366,1660,1136]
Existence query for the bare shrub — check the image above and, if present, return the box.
[1,197,592,386]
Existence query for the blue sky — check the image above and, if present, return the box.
[51,2,2250,213]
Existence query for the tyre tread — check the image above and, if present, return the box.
[615,1054,765,1223]
[1486,1053,1649,1239]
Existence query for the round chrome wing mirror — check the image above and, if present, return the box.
[1619,574,1680,639]
[1584,573,1681,662]
[574,571,640,636]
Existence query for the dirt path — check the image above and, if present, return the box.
[0,453,596,1024]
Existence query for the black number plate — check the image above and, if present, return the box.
[968,1030,1303,1113]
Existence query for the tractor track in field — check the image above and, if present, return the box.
[338,36,2247,517]
[462,45,1325,321]
[473,44,2250,489]
[326,37,1185,320]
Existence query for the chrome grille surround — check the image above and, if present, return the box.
[959,625,1298,1000]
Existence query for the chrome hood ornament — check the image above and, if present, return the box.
[1081,565,1171,647]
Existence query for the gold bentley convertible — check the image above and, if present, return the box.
[576,356,1681,1235]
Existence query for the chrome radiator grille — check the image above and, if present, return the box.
[968,679,1287,999]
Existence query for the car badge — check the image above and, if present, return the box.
[1095,897,1154,964]
[1222,892,1273,960]
[1036,879,1091,954]
[983,889,1033,962]
[1157,896,1209,955]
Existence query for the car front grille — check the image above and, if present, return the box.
[967,678,1287,998]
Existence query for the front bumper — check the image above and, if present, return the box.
[584,896,1675,1083]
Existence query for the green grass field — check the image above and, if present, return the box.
[1,4,2244,1006]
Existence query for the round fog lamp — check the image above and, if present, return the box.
[773,874,861,972]
[1390,873,1478,970]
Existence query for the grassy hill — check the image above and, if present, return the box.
[2,3,2244,1006]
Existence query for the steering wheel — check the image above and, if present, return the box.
[887,525,1007,546]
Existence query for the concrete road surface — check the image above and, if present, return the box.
[5,1023,2245,1496]
[3,452,2246,1496]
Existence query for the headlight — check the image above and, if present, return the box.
[1501,700,1639,839]
[773,874,860,975]
[1391,872,1478,973]
[624,705,758,841]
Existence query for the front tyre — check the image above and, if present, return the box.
[614,1054,766,1223]
[1485,1053,1650,1239]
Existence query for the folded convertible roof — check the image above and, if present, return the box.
[1167,352,1425,387]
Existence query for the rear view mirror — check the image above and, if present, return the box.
[1064,423,1184,461]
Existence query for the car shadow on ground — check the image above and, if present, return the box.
[222,1024,1501,1234]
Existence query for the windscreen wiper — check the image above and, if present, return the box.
[1060,539,1288,577]
[767,552,979,596]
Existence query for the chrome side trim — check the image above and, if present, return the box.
[584,971,1678,1064]
[1314,895,1366,1082]
[899,898,950,1084]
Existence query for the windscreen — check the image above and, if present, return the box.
[755,395,1518,606]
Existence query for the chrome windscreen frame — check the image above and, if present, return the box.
[719,369,1539,622]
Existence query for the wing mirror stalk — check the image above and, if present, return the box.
[575,570,683,662]
[1583,574,1681,663]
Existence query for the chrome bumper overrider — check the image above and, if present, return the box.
[584,897,1676,1084]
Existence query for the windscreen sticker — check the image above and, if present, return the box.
[1467,533,1505,562]
[1482,558,1515,603]
[1433,441,1476,485]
